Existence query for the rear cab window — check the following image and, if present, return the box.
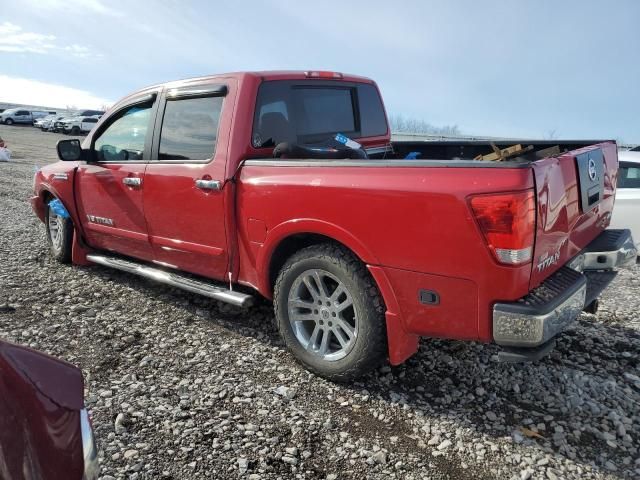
[252,80,387,148]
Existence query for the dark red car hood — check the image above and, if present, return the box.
[0,340,85,479]
[0,340,84,410]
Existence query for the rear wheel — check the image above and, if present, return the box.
[45,201,73,263]
[274,243,387,382]
[71,126,80,135]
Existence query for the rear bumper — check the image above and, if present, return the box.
[577,228,637,270]
[493,229,636,349]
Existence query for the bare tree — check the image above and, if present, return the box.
[543,129,558,140]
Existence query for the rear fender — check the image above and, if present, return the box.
[259,219,418,364]
[257,219,380,296]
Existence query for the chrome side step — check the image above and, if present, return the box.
[86,254,254,307]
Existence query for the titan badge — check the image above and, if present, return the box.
[86,215,114,226]
[536,238,568,273]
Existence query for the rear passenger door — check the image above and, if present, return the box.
[143,81,234,280]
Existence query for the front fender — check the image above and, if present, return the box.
[33,164,83,234]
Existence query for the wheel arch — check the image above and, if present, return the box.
[258,219,381,299]
[260,222,419,366]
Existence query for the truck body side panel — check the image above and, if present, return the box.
[237,163,535,342]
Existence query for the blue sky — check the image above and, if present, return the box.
[1,0,638,142]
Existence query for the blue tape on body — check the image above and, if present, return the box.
[48,199,70,219]
[404,151,422,160]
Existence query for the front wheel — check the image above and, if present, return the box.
[45,200,73,263]
[274,243,387,382]
[4,118,13,125]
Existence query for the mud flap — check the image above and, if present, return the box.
[71,230,92,266]
[367,265,419,364]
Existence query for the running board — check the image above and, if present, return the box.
[86,254,253,307]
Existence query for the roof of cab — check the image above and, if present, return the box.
[113,70,376,109]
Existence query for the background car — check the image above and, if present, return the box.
[0,339,98,479]
[38,114,67,131]
[610,150,640,250]
[30,111,51,125]
[61,116,100,135]
[0,108,34,125]
[52,116,74,133]
[34,114,55,129]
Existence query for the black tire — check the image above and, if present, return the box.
[71,126,80,135]
[45,201,73,263]
[274,243,387,382]
[4,118,13,125]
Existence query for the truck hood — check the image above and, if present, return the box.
[0,340,84,411]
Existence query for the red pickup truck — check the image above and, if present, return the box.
[32,70,636,381]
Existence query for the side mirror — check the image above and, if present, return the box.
[57,139,82,161]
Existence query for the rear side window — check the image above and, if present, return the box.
[619,163,640,188]
[252,81,387,148]
[157,96,223,161]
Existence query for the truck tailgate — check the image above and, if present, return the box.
[530,141,618,289]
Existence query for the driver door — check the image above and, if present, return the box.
[76,94,159,261]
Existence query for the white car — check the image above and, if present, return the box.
[38,115,67,131]
[35,114,59,129]
[610,150,640,250]
[61,116,100,135]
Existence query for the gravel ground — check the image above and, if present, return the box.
[1,124,639,480]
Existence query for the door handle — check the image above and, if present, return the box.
[123,177,142,187]
[195,179,222,191]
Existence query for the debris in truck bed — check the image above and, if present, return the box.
[534,145,562,159]
[474,142,533,161]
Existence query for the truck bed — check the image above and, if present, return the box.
[385,139,604,162]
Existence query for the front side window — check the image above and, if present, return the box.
[94,104,152,162]
[157,96,223,161]
[619,163,640,188]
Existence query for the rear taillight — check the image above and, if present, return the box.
[470,190,536,265]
